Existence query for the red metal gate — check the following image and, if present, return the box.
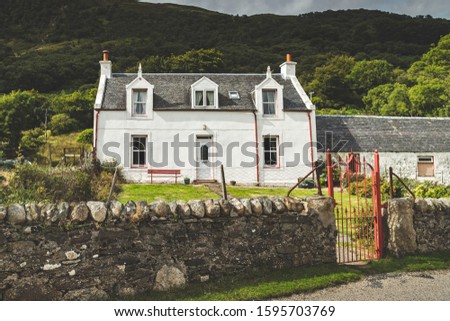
[326,149,383,263]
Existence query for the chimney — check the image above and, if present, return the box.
[100,50,112,79]
[280,53,297,80]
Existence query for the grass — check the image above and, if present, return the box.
[125,250,450,301]
[226,186,318,199]
[117,184,220,203]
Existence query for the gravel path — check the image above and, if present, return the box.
[278,270,450,301]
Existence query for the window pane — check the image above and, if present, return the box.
[200,145,209,161]
[263,136,278,166]
[195,91,203,106]
[263,90,276,115]
[206,91,214,106]
[133,90,147,114]
[132,137,146,166]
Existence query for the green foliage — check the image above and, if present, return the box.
[19,127,46,159]
[0,90,48,157]
[50,88,96,129]
[363,83,412,116]
[308,55,357,110]
[49,113,79,135]
[2,163,92,204]
[1,1,450,93]
[414,181,450,198]
[131,48,224,73]
[347,59,395,95]
[77,128,93,145]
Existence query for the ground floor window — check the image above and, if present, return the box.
[417,156,434,177]
[132,136,147,167]
[263,135,279,167]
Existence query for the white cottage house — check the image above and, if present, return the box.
[316,115,450,184]
[93,51,317,184]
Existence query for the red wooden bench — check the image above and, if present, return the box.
[148,169,181,184]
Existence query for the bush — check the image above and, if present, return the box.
[49,113,79,135]
[415,181,450,198]
[77,128,93,145]
[0,162,123,205]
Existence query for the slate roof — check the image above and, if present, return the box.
[316,115,450,153]
[101,73,307,111]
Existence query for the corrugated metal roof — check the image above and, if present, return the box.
[101,73,307,111]
[316,115,450,153]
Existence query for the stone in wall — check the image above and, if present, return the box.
[386,198,417,256]
[306,196,335,231]
[71,202,89,222]
[87,201,107,223]
[7,204,26,225]
[153,265,186,291]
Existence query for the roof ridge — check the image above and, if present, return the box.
[112,73,279,76]
[316,115,450,120]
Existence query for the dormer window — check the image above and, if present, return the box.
[195,90,215,107]
[263,89,276,115]
[133,90,147,115]
[191,76,219,109]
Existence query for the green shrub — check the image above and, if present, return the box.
[415,181,450,198]
[77,129,93,145]
[49,113,79,135]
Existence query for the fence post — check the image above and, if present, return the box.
[326,149,334,200]
[372,150,383,258]
[220,164,228,200]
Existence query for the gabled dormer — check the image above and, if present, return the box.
[254,67,284,118]
[191,76,219,109]
[126,64,154,119]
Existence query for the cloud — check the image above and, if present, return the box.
[141,0,450,19]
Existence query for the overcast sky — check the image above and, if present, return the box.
[141,0,450,19]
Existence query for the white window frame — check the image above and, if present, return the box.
[126,75,154,119]
[263,135,279,168]
[254,76,284,118]
[191,77,219,109]
[131,136,147,168]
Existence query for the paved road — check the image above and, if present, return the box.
[278,270,450,301]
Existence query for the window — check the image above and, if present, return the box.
[132,136,146,167]
[263,90,276,115]
[228,91,240,100]
[195,90,215,107]
[133,90,147,115]
[263,136,278,167]
[418,156,434,177]
[200,144,209,163]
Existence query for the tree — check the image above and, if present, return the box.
[49,113,79,135]
[347,59,395,95]
[77,128,93,145]
[308,55,357,110]
[0,90,48,158]
[408,79,449,116]
[19,127,46,159]
[363,83,412,116]
[50,88,96,130]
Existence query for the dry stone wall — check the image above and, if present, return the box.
[0,196,336,300]
[386,198,450,256]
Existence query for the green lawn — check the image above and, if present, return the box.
[125,250,450,301]
[227,186,319,199]
[117,184,220,203]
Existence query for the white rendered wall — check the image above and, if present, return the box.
[96,110,314,184]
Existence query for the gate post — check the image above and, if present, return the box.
[372,150,383,258]
[326,149,334,200]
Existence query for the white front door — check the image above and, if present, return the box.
[196,137,213,180]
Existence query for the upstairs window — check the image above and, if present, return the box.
[263,90,276,115]
[195,90,215,107]
[264,135,279,167]
[133,90,147,115]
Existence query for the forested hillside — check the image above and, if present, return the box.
[1,0,450,93]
